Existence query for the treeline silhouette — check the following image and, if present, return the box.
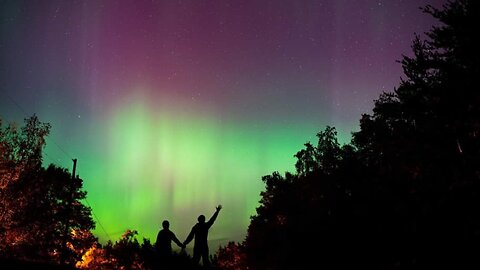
[0,115,222,269]
[226,1,478,269]
[0,116,96,267]
[0,116,224,269]
[1,0,478,269]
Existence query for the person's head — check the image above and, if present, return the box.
[162,220,170,229]
[198,215,205,223]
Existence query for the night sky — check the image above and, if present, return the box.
[0,0,446,249]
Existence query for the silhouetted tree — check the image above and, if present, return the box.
[81,229,200,270]
[243,0,479,269]
[106,230,144,269]
[213,241,248,270]
[351,0,480,267]
[245,126,354,269]
[0,115,96,265]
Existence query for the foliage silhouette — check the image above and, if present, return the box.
[243,0,480,269]
[77,228,224,270]
[1,0,478,269]
[0,115,96,266]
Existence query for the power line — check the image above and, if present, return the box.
[48,138,72,160]
[83,197,112,242]
[42,151,58,165]
[2,92,113,243]
[2,92,73,160]
[4,92,30,117]
[1,111,58,166]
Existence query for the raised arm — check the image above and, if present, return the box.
[207,205,222,227]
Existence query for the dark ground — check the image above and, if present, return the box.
[0,259,76,270]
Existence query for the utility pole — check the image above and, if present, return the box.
[71,158,77,180]
[61,158,77,266]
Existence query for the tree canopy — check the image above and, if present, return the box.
[0,115,96,265]
[244,0,480,268]
[1,0,478,269]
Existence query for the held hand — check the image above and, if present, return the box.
[216,205,222,211]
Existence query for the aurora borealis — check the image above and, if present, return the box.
[1,0,446,249]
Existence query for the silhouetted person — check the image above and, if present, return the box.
[183,205,222,266]
[155,220,184,269]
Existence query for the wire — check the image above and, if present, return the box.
[1,112,58,166]
[49,139,72,160]
[5,92,29,116]
[2,91,73,159]
[2,92,113,243]
[42,151,58,165]
[83,197,112,242]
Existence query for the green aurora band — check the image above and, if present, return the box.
[42,95,352,249]
[0,0,446,254]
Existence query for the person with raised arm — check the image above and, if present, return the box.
[183,205,222,266]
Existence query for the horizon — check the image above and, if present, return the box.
[0,0,446,249]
